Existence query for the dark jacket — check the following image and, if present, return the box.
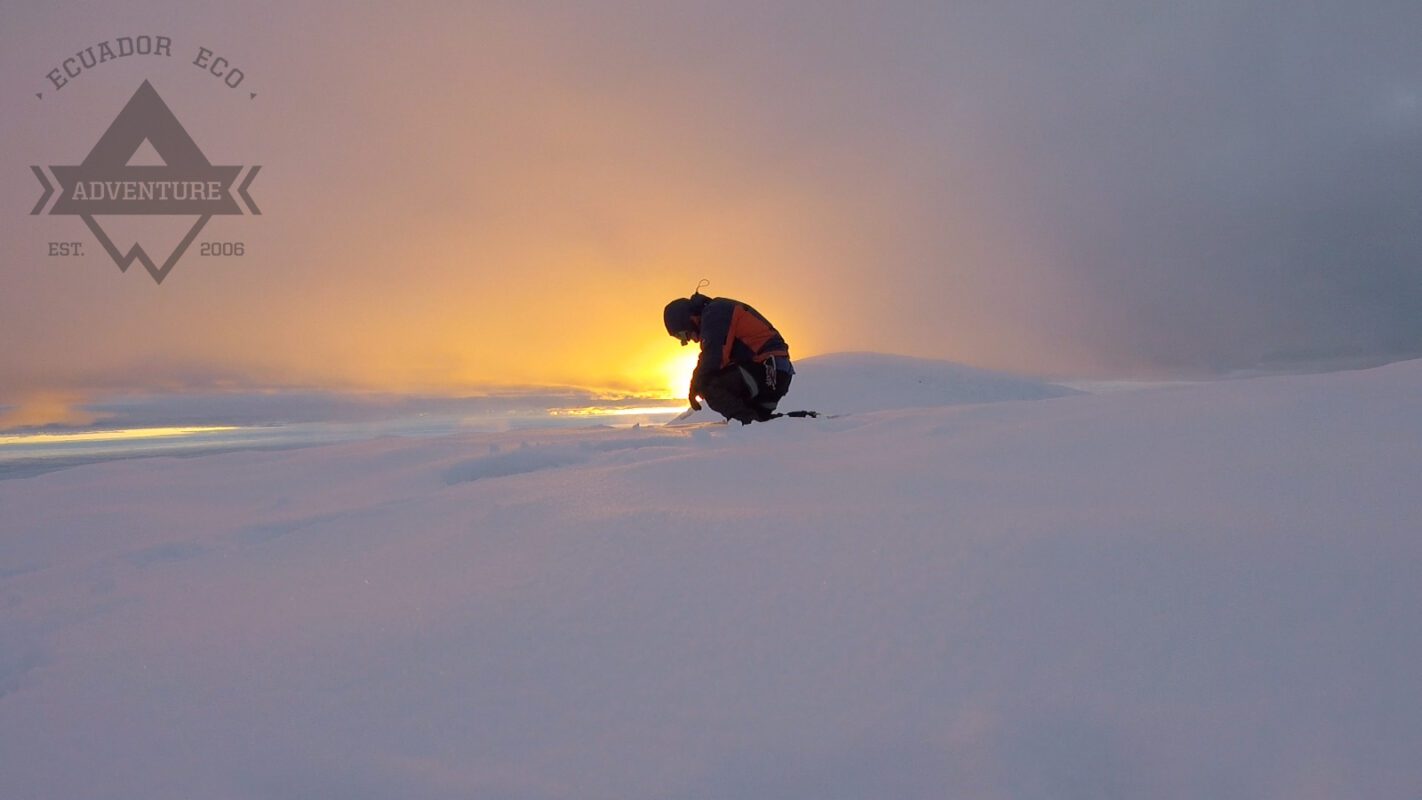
[689,295,792,391]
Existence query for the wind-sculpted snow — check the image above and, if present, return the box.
[442,437,682,485]
[2,362,1421,799]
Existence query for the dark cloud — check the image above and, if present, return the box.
[987,1,1422,373]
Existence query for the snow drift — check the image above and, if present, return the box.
[2,359,1420,799]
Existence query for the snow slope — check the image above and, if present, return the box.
[669,351,1076,424]
[787,352,1079,413]
[2,359,1421,799]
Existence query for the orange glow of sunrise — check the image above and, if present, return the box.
[660,350,700,400]
[0,426,239,447]
[544,353,694,415]
[550,405,684,417]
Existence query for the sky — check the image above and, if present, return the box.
[2,1,1420,425]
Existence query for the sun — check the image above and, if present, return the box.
[658,350,700,399]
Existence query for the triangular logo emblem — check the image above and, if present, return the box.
[32,81,260,284]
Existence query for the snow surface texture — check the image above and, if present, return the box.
[3,358,1421,799]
